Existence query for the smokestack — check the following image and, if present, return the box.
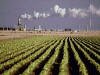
[17,16,23,31]
[18,17,21,26]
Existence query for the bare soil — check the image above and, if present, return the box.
[0,31,100,40]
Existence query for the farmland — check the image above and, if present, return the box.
[0,34,100,75]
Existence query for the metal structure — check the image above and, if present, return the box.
[89,0,92,31]
[17,16,26,31]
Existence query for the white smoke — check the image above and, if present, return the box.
[54,5,66,17]
[89,4,100,16]
[54,5,59,13]
[33,11,50,19]
[68,8,88,18]
[21,11,50,20]
[68,4,100,18]
[34,11,40,19]
[20,13,33,20]
[41,12,50,18]
[20,4,100,20]
[89,4,96,14]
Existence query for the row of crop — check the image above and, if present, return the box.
[40,39,64,75]
[82,37,100,49]
[85,37,100,45]
[73,38,100,64]
[0,35,60,59]
[59,38,69,75]
[76,37,100,49]
[75,37,100,55]
[0,37,52,59]
[77,37,100,54]
[1,39,58,75]
[0,36,59,56]
[71,38,100,73]
[0,37,36,54]
[0,39,57,74]
[0,38,37,58]
[21,39,61,75]
[79,37,100,44]
[0,40,53,64]
[69,38,88,75]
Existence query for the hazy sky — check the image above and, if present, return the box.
[0,0,100,30]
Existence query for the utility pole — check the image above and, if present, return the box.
[89,0,92,31]
[87,25,88,31]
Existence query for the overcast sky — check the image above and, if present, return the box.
[0,0,100,30]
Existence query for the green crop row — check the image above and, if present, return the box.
[69,38,88,75]
[74,38,100,61]
[59,38,69,75]
[2,39,58,75]
[40,39,64,75]
[75,38,100,54]
[0,36,99,75]
[22,39,61,75]
[72,38,100,73]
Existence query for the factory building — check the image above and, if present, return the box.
[16,18,26,31]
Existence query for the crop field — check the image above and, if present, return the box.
[0,35,100,75]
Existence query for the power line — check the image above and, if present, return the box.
[89,0,92,31]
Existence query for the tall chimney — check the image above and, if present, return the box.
[18,17,21,26]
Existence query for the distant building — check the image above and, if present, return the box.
[16,18,23,31]
[39,25,42,31]
[16,18,26,31]
[24,24,26,31]
[74,30,78,33]
[64,28,71,31]
[0,26,15,31]
[34,25,42,31]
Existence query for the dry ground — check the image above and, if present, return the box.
[0,31,100,40]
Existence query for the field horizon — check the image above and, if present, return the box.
[0,30,100,40]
